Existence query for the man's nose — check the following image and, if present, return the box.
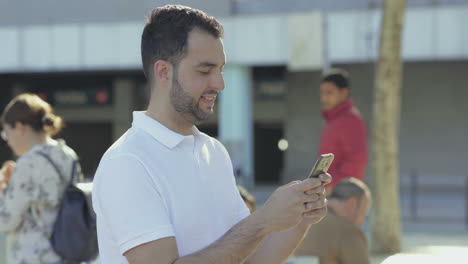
[211,72,225,92]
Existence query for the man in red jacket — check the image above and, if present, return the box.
[318,69,368,195]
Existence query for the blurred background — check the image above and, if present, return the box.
[1,0,468,263]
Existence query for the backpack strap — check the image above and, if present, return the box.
[37,152,65,183]
[37,152,77,185]
[70,159,78,184]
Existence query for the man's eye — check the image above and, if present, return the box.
[199,71,210,75]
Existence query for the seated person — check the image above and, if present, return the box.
[294,178,371,264]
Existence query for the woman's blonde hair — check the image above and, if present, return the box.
[1,93,64,136]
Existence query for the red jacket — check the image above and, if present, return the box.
[318,100,368,187]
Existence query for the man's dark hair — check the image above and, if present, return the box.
[330,178,370,203]
[141,5,224,81]
[321,68,351,90]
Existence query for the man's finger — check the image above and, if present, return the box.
[304,197,327,211]
[282,180,301,188]
[301,193,320,204]
[296,178,322,192]
[319,173,332,184]
[305,186,325,195]
[303,206,327,218]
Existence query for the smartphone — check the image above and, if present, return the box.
[307,153,334,178]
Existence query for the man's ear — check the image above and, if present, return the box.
[153,60,173,86]
[342,88,350,99]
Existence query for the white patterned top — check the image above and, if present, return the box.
[0,138,81,264]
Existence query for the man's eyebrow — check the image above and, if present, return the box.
[196,62,218,67]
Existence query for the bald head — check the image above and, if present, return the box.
[329,178,371,226]
[330,178,370,202]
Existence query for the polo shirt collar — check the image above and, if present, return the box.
[132,111,206,149]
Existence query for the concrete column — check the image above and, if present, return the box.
[113,79,135,140]
[219,65,254,189]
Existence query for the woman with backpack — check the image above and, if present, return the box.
[0,93,82,264]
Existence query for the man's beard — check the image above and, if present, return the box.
[170,77,214,125]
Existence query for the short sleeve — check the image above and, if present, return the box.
[213,139,251,221]
[92,154,175,254]
[233,187,251,221]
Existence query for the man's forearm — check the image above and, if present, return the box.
[245,221,311,264]
[174,210,270,264]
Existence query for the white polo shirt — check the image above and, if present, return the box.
[92,111,250,264]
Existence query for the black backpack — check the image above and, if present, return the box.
[38,152,99,262]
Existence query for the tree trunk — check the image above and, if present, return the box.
[371,0,406,255]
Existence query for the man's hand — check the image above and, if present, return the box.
[255,177,325,233]
[300,173,331,225]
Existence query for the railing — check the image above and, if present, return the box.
[400,172,468,229]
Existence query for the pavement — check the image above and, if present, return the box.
[370,230,468,263]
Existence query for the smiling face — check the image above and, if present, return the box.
[168,29,226,125]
